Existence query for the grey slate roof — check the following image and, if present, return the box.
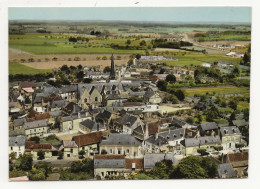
[60,85,77,93]
[100,133,141,146]
[159,128,185,141]
[144,153,178,169]
[128,91,146,97]
[200,122,218,131]
[51,100,66,108]
[144,90,155,98]
[218,163,237,178]
[80,119,106,131]
[94,159,125,169]
[220,126,241,136]
[24,119,48,129]
[146,135,168,146]
[96,110,111,121]
[14,118,26,127]
[9,135,26,146]
[182,136,221,147]
[232,119,248,127]
[117,114,138,127]
[49,110,62,117]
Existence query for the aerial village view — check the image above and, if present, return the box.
[8,7,251,181]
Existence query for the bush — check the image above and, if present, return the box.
[214,145,223,151]
[197,148,207,156]
[186,117,195,124]
[29,168,46,181]
[37,150,45,160]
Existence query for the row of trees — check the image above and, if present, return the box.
[131,156,217,179]
[9,73,54,82]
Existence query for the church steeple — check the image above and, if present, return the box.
[110,54,116,80]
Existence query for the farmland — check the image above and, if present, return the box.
[9,62,51,75]
[184,86,249,96]
[165,54,241,67]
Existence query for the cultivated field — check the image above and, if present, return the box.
[165,54,241,67]
[184,86,249,96]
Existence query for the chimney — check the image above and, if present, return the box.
[168,128,171,134]
[73,104,76,113]
[145,124,149,139]
[155,132,158,140]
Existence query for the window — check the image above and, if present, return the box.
[11,147,13,150]
[95,97,98,102]
[118,148,121,154]
[109,149,113,154]
[126,149,130,154]
[101,172,104,176]
[132,163,136,171]
[19,146,21,151]
[70,148,73,153]
[67,154,70,157]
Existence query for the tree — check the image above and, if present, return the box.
[17,154,33,171]
[79,150,86,159]
[214,145,223,151]
[74,57,81,61]
[140,40,146,46]
[186,117,195,124]
[61,65,69,72]
[136,54,141,60]
[29,168,46,181]
[151,159,174,179]
[166,74,176,83]
[103,66,111,73]
[159,68,165,74]
[229,100,238,110]
[34,161,52,177]
[197,148,207,156]
[37,150,45,160]
[77,71,84,80]
[101,149,107,154]
[9,152,17,160]
[170,156,217,179]
[170,94,179,104]
[174,90,185,101]
[235,143,245,150]
[77,64,83,70]
[102,56,107,60]
[157,80,167,91]
[126,39,131,45]
[28,136,40,144]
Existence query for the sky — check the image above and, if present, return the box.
[9,7,251,23]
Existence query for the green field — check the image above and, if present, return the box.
[9,62,51,75]
[237,101,250,110]
[165,54,241,67]
[9,33,144,54]
[195,31,251,42]
[184,86,249,96]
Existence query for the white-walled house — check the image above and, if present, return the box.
[9,135,26,158]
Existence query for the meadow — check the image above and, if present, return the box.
[165,54,241,67]
[184,86,249,96]
[9,62,51,75]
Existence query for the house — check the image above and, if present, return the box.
[144,153,178,170]
[114,114,144,134]
[199,122,218,136]
[59,85,78,102]
[172,117,197,129]
[202,63,211,68]
[220,126,242,150]
[13,118,26,130]
[25,141,58,159]
[59,140,79,158]
[227,152,248,178]
[78,86,103,109]
[20,81,35,89]
[79,119,106,134]
[50,99,67,111]
[94,155,144,179]
[60,112,91,132]
[180,136,221,156]
[9,135,26,158]
[99,133,143,158]
[144,90,162,104]
[24,119,49,138]
[218,163,237,178]
[144,133,168,153]
[158,128,185,148]
[73,131,103,157]
[94,155,126,179]
[63,102,81,115]
[95,109,112,125]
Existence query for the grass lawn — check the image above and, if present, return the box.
[9,62,51,75]
[165,54,241,67]
[237,101,250,111]
[184,86,249,96]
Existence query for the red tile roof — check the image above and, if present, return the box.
[94,155,125,159]
[228,152,248,162]
[73,131,103,147]
[20,81,35,89]
[148,118,172,135]
[125,158,144,169]
[25,141,56,152]
[123,102,141,107]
